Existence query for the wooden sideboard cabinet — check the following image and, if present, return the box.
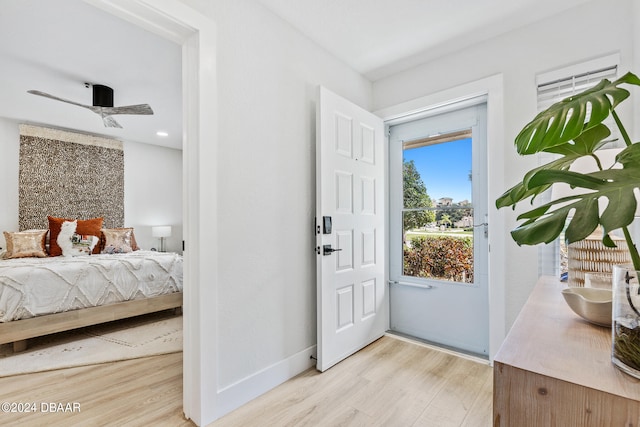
[493,276,640,426]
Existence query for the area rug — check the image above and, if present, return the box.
[0,311,182,377]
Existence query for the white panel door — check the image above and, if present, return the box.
[316,86,387,372]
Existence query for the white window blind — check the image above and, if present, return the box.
[537,65,618,110]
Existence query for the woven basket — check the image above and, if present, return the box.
[568,232,630,287]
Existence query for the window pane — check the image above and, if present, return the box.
[401,136,474,284]
[403,138,472,209]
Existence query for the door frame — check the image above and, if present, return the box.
[374,74,506,361]
[85,1,218,425]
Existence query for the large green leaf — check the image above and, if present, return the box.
[510,144,640,246]
[495,170,552,209]
[527,169,608,191]
[511,204,571,245]
[495,124,611,209]
[544,122,611,156]
[515,72,640,155]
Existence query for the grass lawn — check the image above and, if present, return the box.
[405,229,473,242]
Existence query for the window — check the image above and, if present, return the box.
[401,130,474,283]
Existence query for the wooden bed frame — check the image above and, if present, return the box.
[0,292,183,352]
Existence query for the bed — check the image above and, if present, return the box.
[4,126,184,352]
[0,250,183,352]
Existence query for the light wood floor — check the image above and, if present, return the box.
[0,335,493,427]
[210,335,493,427]
[0,352,193,427]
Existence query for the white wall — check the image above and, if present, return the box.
[373,0,636,329]
[0,116,182,252]
[179,0,372,400]
[0,117,20,248]
[123,141,182,253]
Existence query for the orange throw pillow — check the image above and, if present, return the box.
[48,216,104,256]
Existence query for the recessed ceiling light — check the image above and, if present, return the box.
[156,131,169,137]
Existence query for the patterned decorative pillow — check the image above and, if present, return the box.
[57,220,99,257]
[100,228,139,253]
[101,228,135,254]
[48,216,103,256]
[2,230,48,259]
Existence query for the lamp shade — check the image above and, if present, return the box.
[152,226,172,238]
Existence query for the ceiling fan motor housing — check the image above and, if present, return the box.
[93,84,114,108]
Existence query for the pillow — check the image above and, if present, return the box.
[100,227,140,253]
[101,228,136,254]
[48,216,103,256]
[2,230,48,259]
[57,220,99,257]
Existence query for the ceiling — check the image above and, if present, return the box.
[0,0,182,149]
[257,0,592,81]
[0,0,593,150]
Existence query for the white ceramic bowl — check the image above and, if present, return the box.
[561,287,612,327]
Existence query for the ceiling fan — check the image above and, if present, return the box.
[27,84,154,129]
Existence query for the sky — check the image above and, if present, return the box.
[403,138,472,203]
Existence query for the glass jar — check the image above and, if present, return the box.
[612,264,640,378]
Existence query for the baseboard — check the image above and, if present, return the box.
[216,344,317,418]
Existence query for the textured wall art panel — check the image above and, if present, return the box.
[18,125,124,230]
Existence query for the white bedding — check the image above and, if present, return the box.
[0,251,183,322]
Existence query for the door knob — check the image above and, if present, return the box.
[323,245,342,256]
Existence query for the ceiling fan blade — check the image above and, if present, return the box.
[102,115,122,128]
[27,90,91,110]
[28,89,151,129]
[101,104,154,116]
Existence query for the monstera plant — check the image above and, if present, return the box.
[497,71,640,377]
[496,71,640,271]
